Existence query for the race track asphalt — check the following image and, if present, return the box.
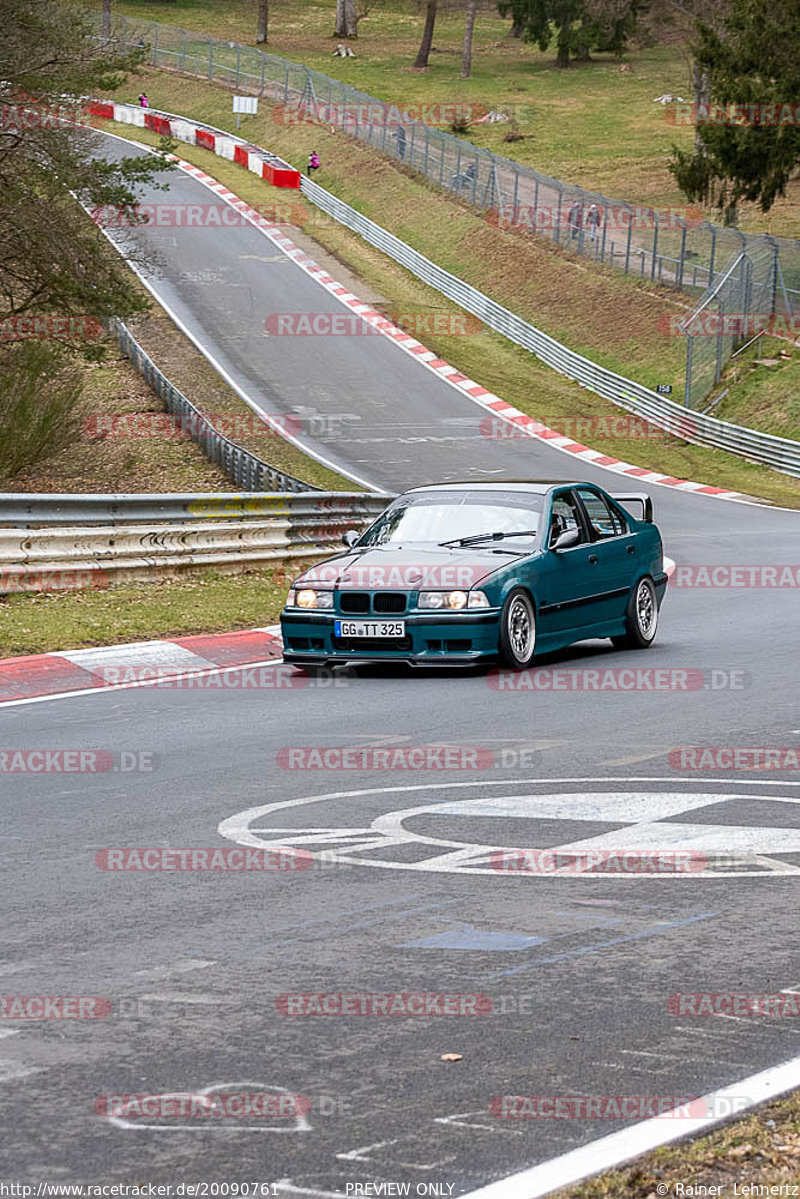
[0,133,798,1194]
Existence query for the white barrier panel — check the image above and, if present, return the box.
[249,154,265,176]
[215,136,236,161]
[170,119,197,144]
[113,104,146,126]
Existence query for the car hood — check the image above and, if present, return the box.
[296,544,536,590]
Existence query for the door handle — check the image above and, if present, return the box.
[627,544,636,555]
[589,554,598,564]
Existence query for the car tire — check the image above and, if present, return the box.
[611,576,658,650]
[498,588,537,669]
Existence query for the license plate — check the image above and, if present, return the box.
[334,620,406,639]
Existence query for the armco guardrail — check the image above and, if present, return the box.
[0,492,391,592]
[110,320,315,493]
[95,103,800,480]
[302,179,800,479]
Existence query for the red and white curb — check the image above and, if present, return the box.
[92,101,750,505]
[0,627,284,707]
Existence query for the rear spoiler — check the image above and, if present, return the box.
[612,493,653,523]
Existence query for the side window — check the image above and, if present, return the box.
[549,492,584,547]
[577,488,627,539]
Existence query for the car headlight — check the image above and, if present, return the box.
[418,590,489,611]
[295,588,334,610]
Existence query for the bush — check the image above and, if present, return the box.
[0,341,86,484]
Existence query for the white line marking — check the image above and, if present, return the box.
[459,1053,800,1199]
[220,780,800,879]
[133,959,215,978]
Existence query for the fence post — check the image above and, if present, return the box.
[438,133,445,185]
[708,226,716,288]
[624,212,632,274]
[600,203,608,263]
[423,125,430,176]
[511,164,519,222]
[235,44,241,87]
[152,23,158,66]
[684,336,693,406]
[284,61,289,102]
[260,53,266,93]
[181,30,187,70]
[533,177,539,234]
[650,213,659,281]
[207,36,214,79]
[554,185,562,245]
[676,220,687,290]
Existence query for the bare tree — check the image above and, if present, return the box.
[334,0,358,37]
[461,0,477,77]
[256,0,268,44]
[101,0,111,38]
[664,0,730,151]
[414,0,438,66]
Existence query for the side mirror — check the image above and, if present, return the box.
[551,527,580,552]
[342,529,359,548]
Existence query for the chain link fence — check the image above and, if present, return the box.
[110,320,317,492]
[107,14,800,315]
[682,238,793,408]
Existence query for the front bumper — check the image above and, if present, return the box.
[280,610,500,665]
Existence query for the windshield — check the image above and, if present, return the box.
[358,490,544,547]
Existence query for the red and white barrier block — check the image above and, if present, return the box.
[90,100,301,188]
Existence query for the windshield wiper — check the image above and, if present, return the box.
[438,530,539,548]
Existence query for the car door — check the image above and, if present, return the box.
[533,488,606,635]
[573,486,636,626]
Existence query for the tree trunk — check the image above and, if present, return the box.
[256,0,268,44]
[511,16,524,37]
[691,57,710,153]
[335,0,357,37]
[414,0,438,67]
[556,25,571,67]
[461,0,477,78]
[101,0,111,38]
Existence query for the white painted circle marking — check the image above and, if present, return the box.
[218,777,800,878]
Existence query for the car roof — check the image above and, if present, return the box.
[405,480,593,495]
